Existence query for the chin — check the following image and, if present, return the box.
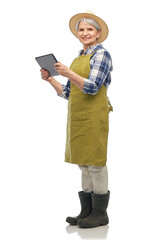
[83,40,94,44]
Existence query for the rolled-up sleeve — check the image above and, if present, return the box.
[82,50,111,95]
[57,80,71,100]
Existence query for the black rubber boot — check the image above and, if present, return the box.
[66,191,92,225]
[78,191,110,228]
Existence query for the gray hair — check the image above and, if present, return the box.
[75,18,101,32]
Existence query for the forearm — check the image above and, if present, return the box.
[67,70,84,90]
[54,62,84,91]
[48,77,63,95]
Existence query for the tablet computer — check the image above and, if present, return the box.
[35,53,59,76]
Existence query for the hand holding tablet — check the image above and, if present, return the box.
[35,53,59,77]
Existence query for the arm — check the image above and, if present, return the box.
[54,51,112,95]
[40,69,70,100]
[58,80,71,100]
[54,62,84,90]
[48,77,63,95]
[66,70,84,90]
[82,50,112,95]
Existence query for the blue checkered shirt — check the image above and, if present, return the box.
[58,44,113,100]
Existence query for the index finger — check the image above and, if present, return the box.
[40,68,48,73]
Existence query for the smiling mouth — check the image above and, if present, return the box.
[82,37,90,40]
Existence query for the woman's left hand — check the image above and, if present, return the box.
[54,62,70,77]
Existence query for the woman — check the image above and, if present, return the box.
[41,11,113,228]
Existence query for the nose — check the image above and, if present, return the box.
[83,29,88,35]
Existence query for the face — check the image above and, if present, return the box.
[77,21,101,49]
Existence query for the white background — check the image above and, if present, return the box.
[0,0,160,239]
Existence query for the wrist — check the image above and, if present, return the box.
[48,77,55,84]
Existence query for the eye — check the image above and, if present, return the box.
[78,28,84,32]
[88,28,94,31]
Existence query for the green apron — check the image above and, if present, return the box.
[65,53,112,166]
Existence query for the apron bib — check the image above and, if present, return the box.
[65,53,110,166]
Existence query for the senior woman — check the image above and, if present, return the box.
[41,11,113,228]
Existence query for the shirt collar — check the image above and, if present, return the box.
[79,44,103,56]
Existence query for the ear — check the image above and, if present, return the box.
[96,29,101,41]
[98,29,101,38]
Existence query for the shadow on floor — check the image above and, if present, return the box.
[66,224,109,239]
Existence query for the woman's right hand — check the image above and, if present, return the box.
[40,69,63,95]
[40,69,50,81]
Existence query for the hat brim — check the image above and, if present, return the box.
[69,12,109,43]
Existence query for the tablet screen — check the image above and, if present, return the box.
[35,53,59,76]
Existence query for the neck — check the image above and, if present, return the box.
[83,42,98,53]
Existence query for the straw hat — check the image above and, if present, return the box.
[69,10,109,43]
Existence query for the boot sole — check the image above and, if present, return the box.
[66,221,77,225]
[78,219,109,228]
[66,217,78,225]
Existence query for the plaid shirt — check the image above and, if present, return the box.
[58,44,113,100]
